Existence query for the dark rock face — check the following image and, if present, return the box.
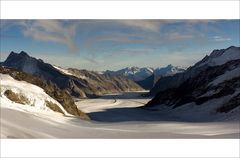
[136,74,160,90]
[146,60,240,109]
[3,51,143,98]
[217,93,240,113]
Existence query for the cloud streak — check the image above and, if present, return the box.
[212,36,231,42]
[20,20,79,52]
[115,20,162,32]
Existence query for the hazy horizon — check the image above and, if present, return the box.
[1,20,239,71]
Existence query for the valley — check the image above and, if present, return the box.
[1,46,240,139]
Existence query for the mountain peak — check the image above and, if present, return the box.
[9,51,17,55]
[6,51,30,62]
[8,51,18,58]
[167,64,173,68]
[196,46,240,68]
[154,64,185,76]
[226,45,238,51]
[19,51,29,57]
[3,51,40,74]
[126,66,139,71]
[210,46,239,57]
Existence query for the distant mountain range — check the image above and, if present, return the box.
[105,67,154,81]
[2,51,143,98]
[105,65,185,81]
[144,46,240,119]
[104,65,185,89]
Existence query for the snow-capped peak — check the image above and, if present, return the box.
[144,67,155,73]
[196,46,240,68]
[154,64,185,76]
[124,66,140,74]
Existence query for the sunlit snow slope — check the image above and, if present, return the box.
[0,74,69,115]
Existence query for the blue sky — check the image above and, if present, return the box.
[0,20,239,71]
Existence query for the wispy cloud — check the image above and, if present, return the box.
[104,48,156,58]
[167,32,193,41]
[115,20,162,32]
[84,20,214,48]
[212,36,231,42]
[116,48,155,55]
[20,20,79,52]
[115,20,215,33]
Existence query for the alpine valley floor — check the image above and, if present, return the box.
[1,91,239,138]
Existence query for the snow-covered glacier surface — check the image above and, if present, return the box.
[1,85,239,138]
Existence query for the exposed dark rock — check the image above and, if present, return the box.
[45,100,64,114]
[216,93,240,113]
[195,86,235,105]
[4,89,30,105]
[136,74,160,90]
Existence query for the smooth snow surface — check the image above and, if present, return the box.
[1,90,239,138]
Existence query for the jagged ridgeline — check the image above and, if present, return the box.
[104,65,185,90]
[2,51,143,98]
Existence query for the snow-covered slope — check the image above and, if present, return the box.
[0,74,69,115]
[195,46,240,67]
[53,65,87,79]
